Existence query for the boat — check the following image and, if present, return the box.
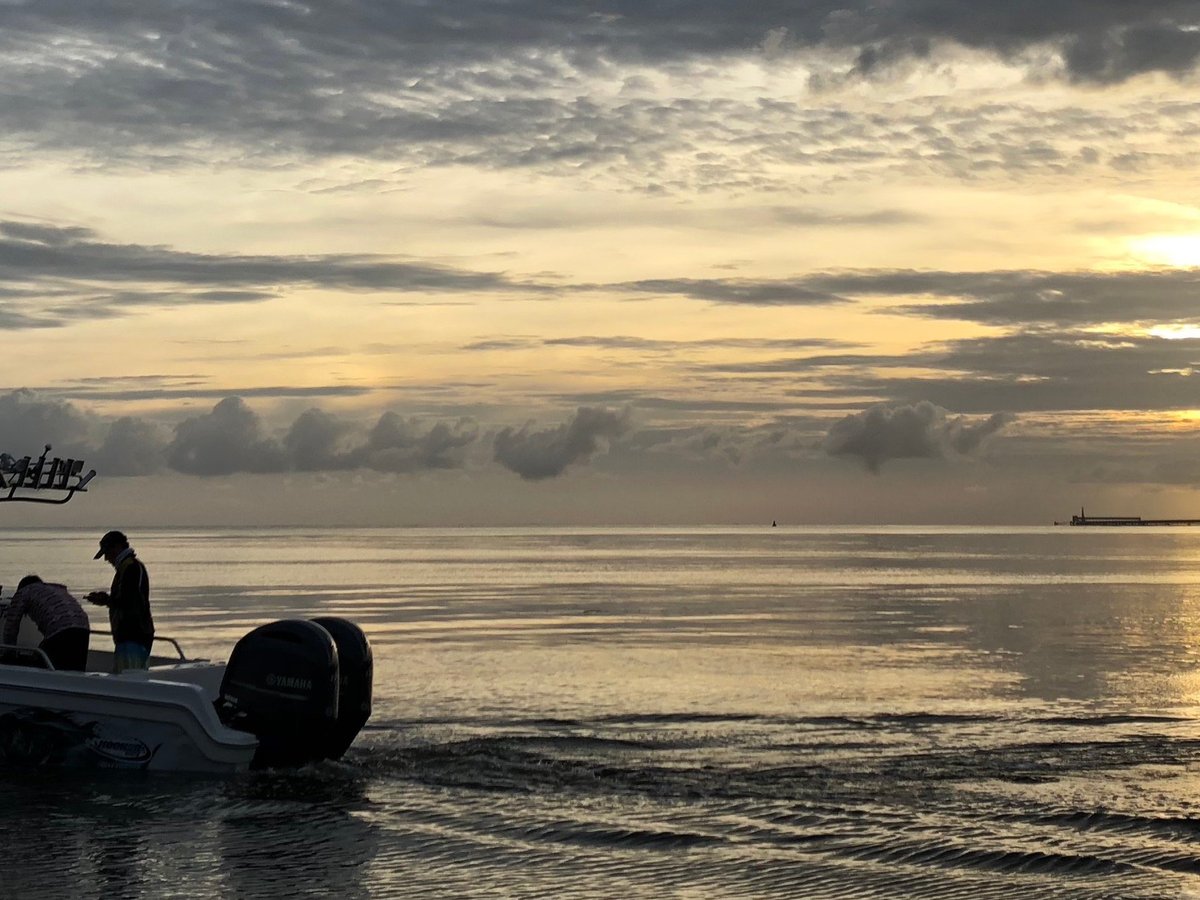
[1058,506,1200,527]
[0,446,373,773]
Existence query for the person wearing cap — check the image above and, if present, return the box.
[86,530,155,672]
[1,575,91,670]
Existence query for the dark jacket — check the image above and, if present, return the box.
[101,550,155,649]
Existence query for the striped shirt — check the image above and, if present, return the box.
[2,582,90,644]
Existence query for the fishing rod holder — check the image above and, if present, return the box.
[0,444,96,504]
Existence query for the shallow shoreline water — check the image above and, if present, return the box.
[4,526,1200,898]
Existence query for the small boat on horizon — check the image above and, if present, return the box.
[1059,506,1200,527]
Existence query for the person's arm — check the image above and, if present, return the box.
[1,592,27,644]
[85,590,110,606]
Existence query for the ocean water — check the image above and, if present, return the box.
[4,526,1200,898]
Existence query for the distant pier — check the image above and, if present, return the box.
[1059,508,1200,526]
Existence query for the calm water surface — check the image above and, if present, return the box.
[4,526,1200,898]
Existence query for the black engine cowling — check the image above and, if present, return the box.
[311,616,373,761]
[217,619,340,768]
[216,617,374,768]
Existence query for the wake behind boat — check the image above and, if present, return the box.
[0,446,373,773]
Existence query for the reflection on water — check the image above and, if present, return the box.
[11,710,1200,900]
[5,526,1200,897]
[89,829,145,900]
[217,771,378,900]
[0,767,379,900]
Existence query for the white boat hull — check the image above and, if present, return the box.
[0,665,257,773]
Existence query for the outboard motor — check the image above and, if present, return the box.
[311,617,373,760]
[217,619,339,768]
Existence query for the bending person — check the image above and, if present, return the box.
[86,530,155,673]
[1,575,91,671]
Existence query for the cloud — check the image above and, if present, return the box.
[546,335,850,352]
[632,422,817,467]
[467,267,1200,324]
[611,277,849,306]
[92,417,170,476]
[2,3,1196,122]
[1063,22,1200,83]
[0,220,541,328]
[871,270,1200,328]
[65,383,372,403]
[646,268,1200,326]
[494,406,630,480]
[0,390,484,481]
[0,221,521,292]
[644,427,747,466]
[0,386,602,487]
[359,412,479,472]
[163,397,486,477]
[2,2,1197,202]
[284,408,357,472]
[823,401,1014,472]
[166,397,288,476]
[551,389,803,415]
[0,388,92,457]
[815,331,1200,415]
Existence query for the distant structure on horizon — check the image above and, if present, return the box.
[1057,507,1200,527]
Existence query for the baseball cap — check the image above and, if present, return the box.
[93,530,128,559]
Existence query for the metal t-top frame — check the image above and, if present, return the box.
[0,444,96,504]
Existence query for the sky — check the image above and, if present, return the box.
[3,0,1200,526]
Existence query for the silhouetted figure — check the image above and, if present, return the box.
[86,530,155,672]
[2,575,91,670]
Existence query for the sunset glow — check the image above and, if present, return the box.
[2,3,1200,525]
[1128,234,1200,269]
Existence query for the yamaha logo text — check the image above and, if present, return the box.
[265,673,313,691]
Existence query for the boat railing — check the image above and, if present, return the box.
[88,630,189,662]
[0,642,54,670]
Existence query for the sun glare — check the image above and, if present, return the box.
[1128,233,1200,268]
[1148,324,1200,340]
